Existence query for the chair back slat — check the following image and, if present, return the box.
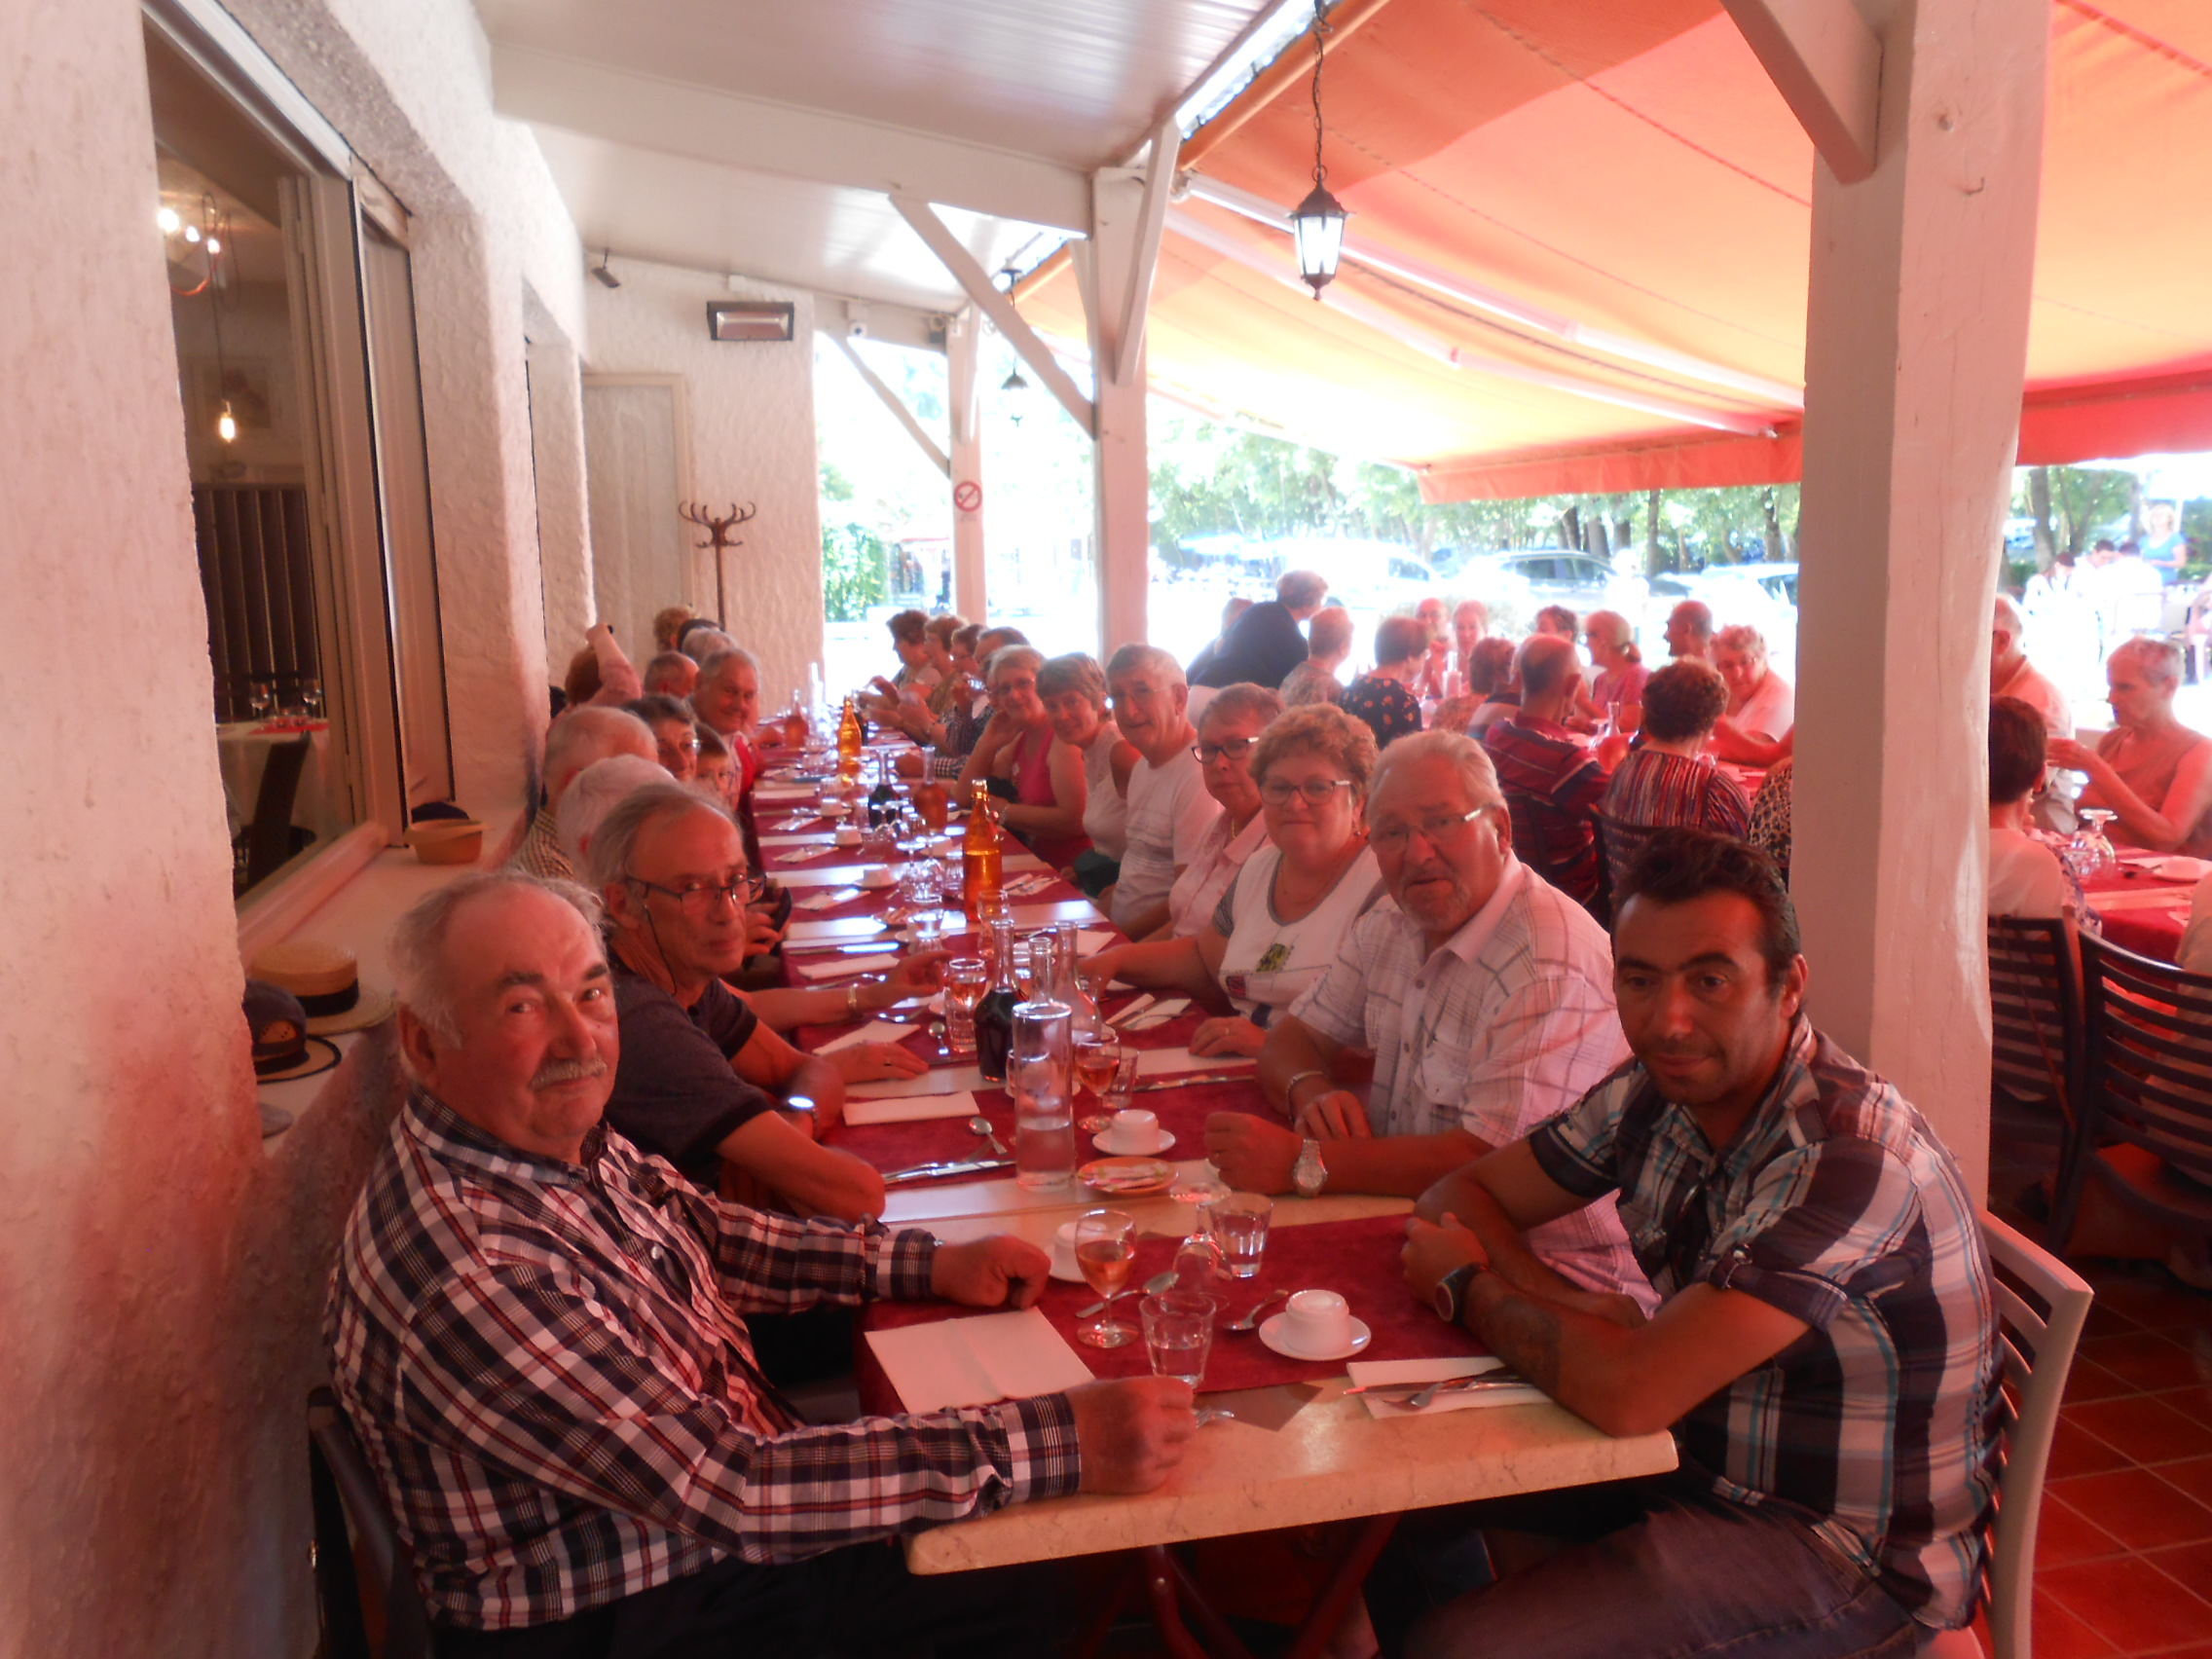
[308,1387,434,1659]
[2078,936,2212,1190]
[1985,916,2080,1141]
[1593,810,1655,904]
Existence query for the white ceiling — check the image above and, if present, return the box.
[476,0,1281,318]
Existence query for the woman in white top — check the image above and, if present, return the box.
[1038,652,1135,889]
[1163,684,1282,937]
[1709,623,1795,763]
[1087,703,1383,1056]
[1988,695,2091,929]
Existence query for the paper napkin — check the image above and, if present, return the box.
[791,952,900,981]
[1346,1357,1547,1417]
[817,1019,921,1054]
[843,1087,978,1125]
[866,1309,1095,1411]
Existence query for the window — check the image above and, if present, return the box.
[147,11,427,901]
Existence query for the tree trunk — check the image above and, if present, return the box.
[1645,490,1664,576]
[1590,517,1610,561]
[1760,490,1785,562]
[1561,503,1582,550]
[2029,466,2055,567]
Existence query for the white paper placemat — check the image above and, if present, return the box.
[787,917,888,940]
[1135,1046,1255,1077]
[2093,887,2191,912]
[852,1064,984,1099]
[1346,1357,1546,1417]
[866,1309,1094,1411]
[817,1019,921,1054]
[793,890,863,910]
[844,1087,977,1124]
[792,952,900,981]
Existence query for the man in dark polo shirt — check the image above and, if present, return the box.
[1390,830,1998,1659]
[588,784,893,1224]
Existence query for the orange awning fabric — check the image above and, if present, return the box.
[1016,0,2212,498]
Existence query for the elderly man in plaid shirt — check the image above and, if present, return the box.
[326,871,1194,1657]
[1207,728,1649,1307]
[1390,830,1999,1659]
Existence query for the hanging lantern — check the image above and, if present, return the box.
[1285,0,1347,298]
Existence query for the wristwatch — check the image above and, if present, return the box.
[1432,1261,1485,1326]
[1292,1137,1327,1198]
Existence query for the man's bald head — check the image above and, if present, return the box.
[543,707,656,804]
[1514,632,1581,700]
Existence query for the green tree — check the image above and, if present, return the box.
[819,461,889,621]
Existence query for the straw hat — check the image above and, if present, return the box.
[249,939,397,1036]
[243,981,341,1083]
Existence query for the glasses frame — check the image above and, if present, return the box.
[1258,777,1355,808]
[1193,738,1259,764]
[629,872,765,918]
[1369,803,1491,855]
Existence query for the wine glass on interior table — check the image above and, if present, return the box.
[2076,808,2120,876]
[1073,1032,1121,1133]
[1075,1208,1139,1348]
[944,956,987,1060]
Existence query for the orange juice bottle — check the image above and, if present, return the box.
[962,779,1002,918]
[836,696,863,782]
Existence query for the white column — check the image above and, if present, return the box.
[1088,168,1152,656]
[524,323,594,672]
[946,305,987,620]
[1790,0,2049,1199]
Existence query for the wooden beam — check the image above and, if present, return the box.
[892,195,1096,436]
[827,333,950,477]
[1720,0,1883,185]
[1112,116,1181,387]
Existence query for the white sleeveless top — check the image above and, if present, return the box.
[1214,844,1385,1022]
[1081,726,1127,858]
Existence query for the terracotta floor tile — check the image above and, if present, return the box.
[2052,1415,2140,1480]
[2035,1493,2128,1567]
[2039,1554,2212,1651]
[2026,1589,2120,1659]
[2049,1467,2212,1551]
[2161,1459,2212,1510]
[2067,1394,2212,1465]
[2066,1357,2144,1403]
[2148,1539,2212,1606]
[2085,1298,2151,1341]
[2089,1267,2205,1325]
[2080,1330,2212,1393]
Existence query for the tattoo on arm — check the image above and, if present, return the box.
[1471,1282,1565,1396]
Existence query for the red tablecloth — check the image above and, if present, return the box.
[2083,866,2193,962]
[855,1213,1486,1412]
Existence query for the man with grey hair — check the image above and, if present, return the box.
[1210,729,1647,1305]
[554,754,675,873]
[1663,599,1714,664]
[1482,633,1624,910]
[331,869,1196,1652]
[643,649,700,700]
[1279,603,1356,707]
[512,705,657,881]
[1106,644,1222,938]
[1195,569,1331,690]
[1990,592,2072,737]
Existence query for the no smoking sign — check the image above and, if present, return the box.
[953,480,982,514]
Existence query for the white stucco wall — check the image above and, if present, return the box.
[586,262,826,705]
[0,0,587,1651]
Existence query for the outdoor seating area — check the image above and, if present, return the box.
[11,2,2212,1657]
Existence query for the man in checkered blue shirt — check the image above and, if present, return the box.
[326,871,1194,1656]
[1390,829,1999,1659]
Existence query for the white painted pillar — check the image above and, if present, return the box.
[946,306,987,620]
[1088,168,1152,655]
[524,318,595,672]
[1790,0,2049,1200]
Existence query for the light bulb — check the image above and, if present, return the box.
[184,225,201,244]
[157,206,181,235]
[205,237,221,254]
[217,401,238,443]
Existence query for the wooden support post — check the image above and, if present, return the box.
[946,306,987,620]
[1789,0,2049,1198]
[1088,165,1156,655]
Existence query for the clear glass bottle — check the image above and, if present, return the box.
[1011,996,1074,1191]
[1051,920,1107,1045]
[975,918,1020,1083]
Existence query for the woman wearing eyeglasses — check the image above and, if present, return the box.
[959,644,1091,869]
[1159,683,1281,939]
[1039,651,1136,895]
[1087,703,1384,1057]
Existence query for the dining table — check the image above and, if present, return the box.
[2081,850,2205,963]
[750,743,1678,1658]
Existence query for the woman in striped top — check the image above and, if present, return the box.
[1598,659,1751,895]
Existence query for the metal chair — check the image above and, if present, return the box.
[1501,786,1607,920]
[2048,935,2212,1256]
[1591,810,1650,911]
[1985,916,2083,1160]
[1920,1213,2093,1659]
[308,1386,432,1659]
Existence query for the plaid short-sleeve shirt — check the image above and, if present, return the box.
[1529,1020,2000,1629]
[327,1092,1080,1630]
[1288,858,1647,1303]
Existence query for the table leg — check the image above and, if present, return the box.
[1139,1546,1218,1659]
[1282,1513,1403,1659]
[1068,1558,1135,1659]
[1158,1547,1260,1659]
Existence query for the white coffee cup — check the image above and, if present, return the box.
[1102,1108,1160,1153]
[1051,1220,1081,1279]
[833,826,864,848]
[1281,1289,1352,1353]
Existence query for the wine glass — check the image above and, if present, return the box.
[2074,808,2119,877]
[1074,1209,1139,1348]
[944,957,987,1059]
[1073,1033,1121,1132]
[246,680,275,720]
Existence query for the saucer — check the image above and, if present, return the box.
[1077,1156,1177,1197]
[1049,1252,1085,1283]
[1258,1313,1373,1363]
[1092,1129,1175,1157]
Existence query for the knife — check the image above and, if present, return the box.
[1131,1068,1256,1092]
[880,1157,1014,1185]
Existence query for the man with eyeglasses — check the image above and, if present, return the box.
[1105,644,1223,940]
[590,784,896,1225]
[1215,729,1647,1305]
